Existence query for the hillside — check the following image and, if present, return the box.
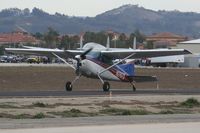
[0,5,200,37]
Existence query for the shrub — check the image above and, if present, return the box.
[180,98,200,108]
[159,110,174,114]
[100,108,149,115]
[32,102,47,107]
[33,113,45,119]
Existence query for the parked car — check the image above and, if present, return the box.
[7,55,18,63]
[0,58,7,63]
[26,57,40,64]
[0,56,8,63]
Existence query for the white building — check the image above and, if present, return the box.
[176,39,200,67]
[177,39,200,54]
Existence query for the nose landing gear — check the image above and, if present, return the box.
[66,82,72,91]
[65,75,81,91]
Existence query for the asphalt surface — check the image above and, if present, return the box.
[2,122,200,133]
[1,114,200,129]
[0,89,200,97]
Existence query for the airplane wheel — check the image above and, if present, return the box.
[103,82,110,92]
[132,85,136,92]
[66,82,72,91]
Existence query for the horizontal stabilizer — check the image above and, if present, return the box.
[130,76,157,82]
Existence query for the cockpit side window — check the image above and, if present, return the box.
[98,54,113,65]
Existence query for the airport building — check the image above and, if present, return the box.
[177,39,200,54]
[146,32,187,48]
[176,39,200,68]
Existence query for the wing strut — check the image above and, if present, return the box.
[98,53,135,83]
[51,52,76,70]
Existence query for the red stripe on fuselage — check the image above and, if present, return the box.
[88,58,130,82]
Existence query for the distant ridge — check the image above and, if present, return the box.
[0,5,200,37]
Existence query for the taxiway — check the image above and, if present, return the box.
[0,114,200,129]
[2,122,200,133]
[0,89,200,97]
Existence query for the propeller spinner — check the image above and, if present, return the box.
[75,47,93,75]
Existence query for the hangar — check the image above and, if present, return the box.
[176,39,200,68]
[177,39,200,54]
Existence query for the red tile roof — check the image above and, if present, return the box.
[147,32,186,39]
[146,32,187,43]
[0,32,40,44]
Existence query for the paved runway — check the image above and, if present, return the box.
[2,122,200,133]
[0,89,200,97]
[1,114,200,129]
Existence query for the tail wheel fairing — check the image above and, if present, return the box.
[132,84,136,91]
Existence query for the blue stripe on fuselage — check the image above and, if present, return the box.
[118,63,135,76]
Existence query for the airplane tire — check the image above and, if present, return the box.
[66,81,72,91]
[103,82,110,92]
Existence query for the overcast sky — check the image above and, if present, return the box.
[1,0,200,16]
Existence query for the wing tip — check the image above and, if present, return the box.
[183,49,192,54]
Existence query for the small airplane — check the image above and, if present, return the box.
[5,37,191,92]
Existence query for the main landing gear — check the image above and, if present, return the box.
[103,82,110,92]
[65,76,136,92]
[98,73,111,92]
[66,82,72,91]
[102,81,136,92]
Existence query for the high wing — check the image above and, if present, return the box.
[5,47,64,57]
[5,46,191,59]
[5,47,84,58]
[101,49,191,59]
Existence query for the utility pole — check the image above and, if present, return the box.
[133,36,137,49]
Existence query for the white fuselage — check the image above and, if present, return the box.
[81,59,120,81]
[72,58,122,81]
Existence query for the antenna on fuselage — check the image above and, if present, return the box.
[133,36,137,49]
[106,36,110,49]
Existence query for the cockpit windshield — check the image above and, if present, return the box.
[87,51,101,59]
[87,52,113,65]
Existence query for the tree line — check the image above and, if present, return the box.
[0,27,148,55]
[33,27,147,50]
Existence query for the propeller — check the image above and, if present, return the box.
[80,47,93,60]
[75,47,93,75]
